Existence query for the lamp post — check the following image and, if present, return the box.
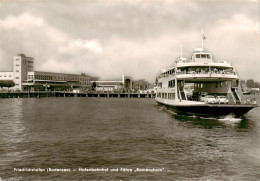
[28,85,30,98]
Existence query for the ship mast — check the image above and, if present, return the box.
[180,44,183,58]
[201,29,206,50]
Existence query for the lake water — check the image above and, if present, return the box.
[0,96,259,180]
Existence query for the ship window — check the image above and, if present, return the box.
[167,93,175,100]
[207,54,211,59]
[201,54,207,58]
[168,80,175,88]
[196,54,200,58]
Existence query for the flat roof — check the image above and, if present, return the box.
[93,80,122,83]
[32,71,91,77]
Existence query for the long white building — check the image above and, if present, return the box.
[0,54,91,91]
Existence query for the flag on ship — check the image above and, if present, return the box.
[202,33,206,40]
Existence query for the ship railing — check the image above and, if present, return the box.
[158,73,175,78]
[213,60,232,64]
[176,59,232,65]
[176,70,236,76]
[176,59,192,63]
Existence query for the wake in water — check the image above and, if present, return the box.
[157,105,177,115]
[218,114,242,124]
[157,105,249,129]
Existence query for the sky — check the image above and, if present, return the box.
[0,0,259,82]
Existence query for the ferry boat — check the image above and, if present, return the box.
[155,34,257,117]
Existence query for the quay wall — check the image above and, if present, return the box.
[0,91,155,99]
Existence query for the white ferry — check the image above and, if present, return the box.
[155,36,257,117]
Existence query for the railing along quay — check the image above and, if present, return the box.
[0,91,155,99]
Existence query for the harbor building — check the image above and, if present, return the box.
[0,54,91,91]
[13,54,34,90]
[93,75,132,91]
[0,72,14,81]
[23,71,91,91]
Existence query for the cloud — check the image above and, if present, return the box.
[206,14,259,81]
[0,13,44,30]
[0,1,259,82]
[0,12,68,44]
[0,12,103,76]
[216,14,258,32]
[58,39,103,55]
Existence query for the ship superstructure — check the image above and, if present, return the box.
[155,44,257,117]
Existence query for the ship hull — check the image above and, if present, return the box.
[157,101,257,117]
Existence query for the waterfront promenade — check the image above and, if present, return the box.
[0,91,155,98]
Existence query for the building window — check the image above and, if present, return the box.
[9,74,12,77]
[16,64,19,66]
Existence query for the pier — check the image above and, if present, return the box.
[0,91,155,99]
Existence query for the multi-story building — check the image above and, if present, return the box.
[0,72,14,81]
[93,75,132,91]
[23,71,91,91]
[13,54,34,90]
[0,54,91,91]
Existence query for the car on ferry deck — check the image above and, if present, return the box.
[216,96,229,104]
[204,95,217,104]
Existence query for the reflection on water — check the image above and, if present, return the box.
[0,97,259,180]
[159,101,260,181]
[0,99,27,168]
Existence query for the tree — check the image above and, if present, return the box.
[0,80,15,88]
[240,80,245,85]
[246,79,255,88]
[254,82,260,88]
[0,81,5,88]
[125,79,131,91]
[132,79,152,91]
[91,81,97,91]
[6,80,15,88]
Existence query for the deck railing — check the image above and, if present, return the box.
[176,59,232,64]
[176,70,236,76]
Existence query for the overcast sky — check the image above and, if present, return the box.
[0,0,259,82]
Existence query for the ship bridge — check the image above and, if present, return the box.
[191,48,213,63]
